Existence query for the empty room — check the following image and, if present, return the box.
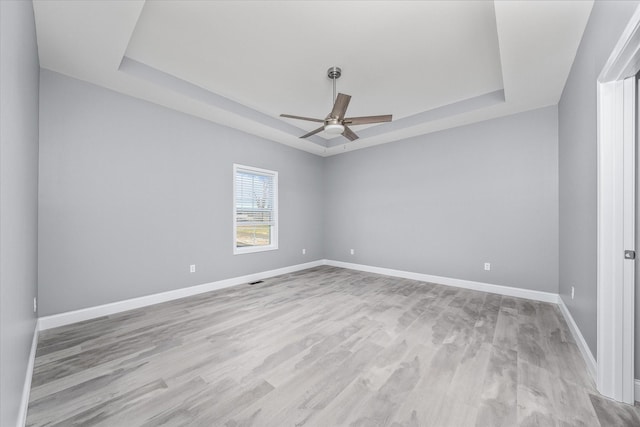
[3,0,640,426]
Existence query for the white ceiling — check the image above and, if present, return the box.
[33,0,593,156]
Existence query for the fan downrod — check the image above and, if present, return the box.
[328,67,342,104]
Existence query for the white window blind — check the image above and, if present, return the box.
[233,164,278,254]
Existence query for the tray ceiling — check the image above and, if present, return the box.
[33,1,593,156]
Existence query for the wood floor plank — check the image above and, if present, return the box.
[26,266,640,426]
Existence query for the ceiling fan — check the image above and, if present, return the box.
[280,67,392,141]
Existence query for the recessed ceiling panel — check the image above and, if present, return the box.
[125,0,504,130]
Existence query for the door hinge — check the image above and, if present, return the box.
[625,250,636,260]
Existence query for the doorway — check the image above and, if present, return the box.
[597,8,640,404]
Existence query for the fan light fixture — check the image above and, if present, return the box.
[325,123,345,134]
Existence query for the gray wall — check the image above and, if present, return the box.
[0,1,40,426]
[324,106,559,293]
[38,70,324,316]
[558,0,639,366]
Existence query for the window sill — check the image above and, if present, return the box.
[234,245,279,255]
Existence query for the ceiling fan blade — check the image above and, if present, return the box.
[344,115,393,126]
[342,125,359,141]
[280,114,324,123]
[300,126,325,139]
[330,93,351,120]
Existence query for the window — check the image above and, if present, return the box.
[233,164,278,254]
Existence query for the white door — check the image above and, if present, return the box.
[621,76,636,401]
[597,76,637,404]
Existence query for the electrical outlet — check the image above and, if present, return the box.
[484,263,491,271]
[571,286,575,300]
[302,248,306,255]
[33,297,37,313]
[190,264,196,273]
[350,249,355,255]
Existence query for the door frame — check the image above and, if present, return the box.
[597,5,640,404]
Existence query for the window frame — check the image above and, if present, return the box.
[233,163,279,255]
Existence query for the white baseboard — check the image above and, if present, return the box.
[324,260,559,304]
[39,259,560,332]
[558,297,597,383]
[38,258,559,331]
[38,260,324,331]
[17,321,39,427]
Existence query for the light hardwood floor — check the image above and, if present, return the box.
[26,266,640,426]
